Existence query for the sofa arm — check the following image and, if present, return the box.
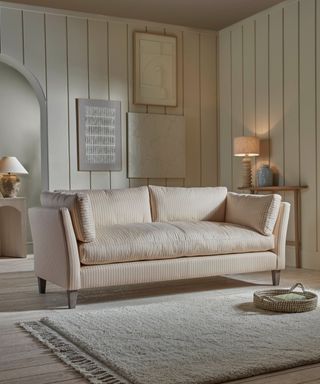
[29,207,81,290]
[272,202,290,270]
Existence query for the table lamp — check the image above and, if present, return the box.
[0,156,28,198]
[233,136,260,188]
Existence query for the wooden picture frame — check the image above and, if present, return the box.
[76,99,121,171]
[134,32,177,106]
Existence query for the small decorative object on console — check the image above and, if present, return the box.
[0,156,28,198]
[256,164,273,187]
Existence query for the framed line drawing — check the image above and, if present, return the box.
[76,99,121,171]
[134,32,177,106]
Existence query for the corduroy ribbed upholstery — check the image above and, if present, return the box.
[149,186,227,222]
[40,191,95,243]
[225,192,282,235]
[30,186,290,308]
[80,252,278,289]
[78,221,274,265]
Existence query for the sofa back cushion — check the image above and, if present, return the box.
[149,185,227,222]
[86,186,152,227]
[225,192,281,235]
[40,191,95,242]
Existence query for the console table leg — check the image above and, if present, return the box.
[37,277,46,294]
[294,190,302,268]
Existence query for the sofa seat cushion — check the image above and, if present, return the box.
[79,221,274,265]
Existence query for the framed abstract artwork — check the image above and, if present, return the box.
[127,112,185,178]
[134,32,177,106]
[76,99,121,171]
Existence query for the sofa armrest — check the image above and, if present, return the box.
[29,207,81,290]
[272,202,290,270]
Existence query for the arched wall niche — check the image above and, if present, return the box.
[0,53,49,190]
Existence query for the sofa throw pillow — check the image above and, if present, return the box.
[85,186,152,227]
[149,186,227,222]
[225,192,281,235]
[40,191,95,243]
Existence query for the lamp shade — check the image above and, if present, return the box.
[233,136,260,157]
[0,156,28,174]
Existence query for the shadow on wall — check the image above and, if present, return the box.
[0,62,41,250]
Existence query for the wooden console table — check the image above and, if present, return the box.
[0,197,27,258]
[238,186,308,268]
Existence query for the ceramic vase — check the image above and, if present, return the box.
[256,164,273,187]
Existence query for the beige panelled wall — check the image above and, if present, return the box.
[218,0,320,269]
[0,2,218,193]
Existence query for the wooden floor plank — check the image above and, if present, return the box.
[2,371,87,384]
[0,363,75,381]
[1,256,320,384]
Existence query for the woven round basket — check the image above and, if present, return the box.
[254,283,318,313]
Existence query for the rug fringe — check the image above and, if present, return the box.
[19,321,130,384]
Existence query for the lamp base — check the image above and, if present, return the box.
[0,175,21,198]
[240,157,253,188]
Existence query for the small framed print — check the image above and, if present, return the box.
[76,99,121,171]
[134,32,177,106]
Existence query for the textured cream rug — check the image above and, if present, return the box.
[20,288,320,384]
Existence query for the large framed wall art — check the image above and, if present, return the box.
[76,99,121,171]
[134,32,177,106]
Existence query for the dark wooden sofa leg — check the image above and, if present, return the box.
[272,270,280,286]
[67,290,78,309]
[37,277,46,294]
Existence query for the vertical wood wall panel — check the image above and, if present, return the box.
[88,19,111,190]
[0,8,23,62]
[67,17,90,190]
[317,0,320,260]
[183,31,201,187]
[218,31,232,190]
[218,0,320,269]
[255,13,269,168]
[200,32,217,186]
[45,14,70,190]
[283,1,299,247]
[243,20,255,137]
[269,7,284,186]
[300,0,317,265]
[243,20,256,185]
[108,22,129,189]
[146,25,167,186]
[23,11,46,95]
[283,2,299,186]
[127,23,148,188]
[231,26,243,191]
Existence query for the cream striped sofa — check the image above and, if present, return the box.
[29,186,290,308]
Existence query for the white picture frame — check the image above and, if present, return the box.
[134,32,177,106]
